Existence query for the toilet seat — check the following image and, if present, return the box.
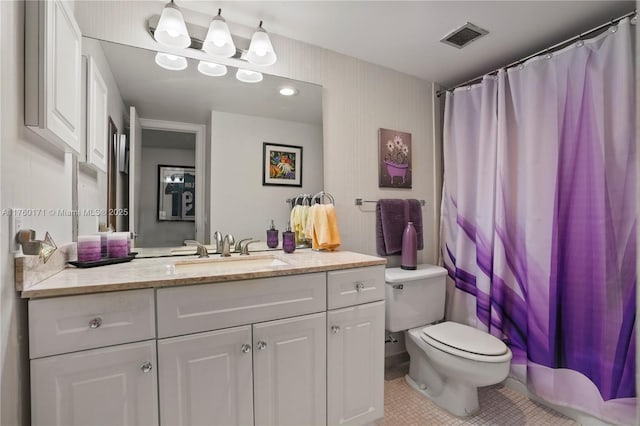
[420,321,510,363]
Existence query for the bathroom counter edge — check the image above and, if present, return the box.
[21,249,387,298]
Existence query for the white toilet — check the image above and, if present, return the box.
[385,265,512,417]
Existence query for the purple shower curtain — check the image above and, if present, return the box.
[442,19,636,424]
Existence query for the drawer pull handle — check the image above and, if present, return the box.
[355,282,365,292]
[140,362,153,373]
[257,341,267,351]
[392,284,404,290]
[88,317,102,329]
[241,344,252,354]
[331,326,340,334]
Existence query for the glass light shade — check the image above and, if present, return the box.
[203,16,236,57]
[247,28,277,66]
[197,61,228,77]
[236,68,263,83]
[155,52,188,71]
[154,3,191,49]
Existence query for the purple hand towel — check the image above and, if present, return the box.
[376,199,424,256]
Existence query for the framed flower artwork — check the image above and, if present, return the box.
[262,143,303,187]
[378,128,412,188]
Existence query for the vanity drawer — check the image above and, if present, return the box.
[29,289,155,359]
[327,266,385,309]
[157,272,326,338]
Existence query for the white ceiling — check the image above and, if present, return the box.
[176,0,635,87]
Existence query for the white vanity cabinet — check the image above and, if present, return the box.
[326,266,386,425]
[158,326,255,426]
[157,273,327,426]
[27,264,385,426]
[25,0,83,154]
[159,312,327,426]
[253,312,327,426]
[28,289,158,426]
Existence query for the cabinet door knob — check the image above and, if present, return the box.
[88,317,102,329]
[355,282,365,292]
[140,362,153,373]
[241,344,252,354]
[331,326,340,334]
[257,341,267,350]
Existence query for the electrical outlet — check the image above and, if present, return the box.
[11,209,25,252]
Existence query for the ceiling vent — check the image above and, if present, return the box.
[441,22,488,48]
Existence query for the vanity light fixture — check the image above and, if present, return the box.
[198,61,228,77]
[247,21,277,66]
[155,52,188,71]
[236,68,263,83]
[279,87,298,96]
[154,0,191,49]
[202,9,236,57]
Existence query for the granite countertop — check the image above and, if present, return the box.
[21,249,387,299]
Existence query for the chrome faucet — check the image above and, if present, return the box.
[221,234,235,257]
[238,239,260,255]
[212,231,223,254]
[183,240,209,258]
[235,238,253,253]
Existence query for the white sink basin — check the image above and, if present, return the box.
[173,254,290,273]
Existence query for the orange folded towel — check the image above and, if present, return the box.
[309,204,341,251]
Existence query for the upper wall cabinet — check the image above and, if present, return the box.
[85,56,108,172]
[25,0,83,154]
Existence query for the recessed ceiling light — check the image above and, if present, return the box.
[236,68,263,83]
[155,52,188,71]
[279,87,298,96]
[198,61,227,77]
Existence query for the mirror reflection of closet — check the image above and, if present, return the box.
[77,36,324,248]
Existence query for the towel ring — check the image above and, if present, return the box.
[311,191,335,205]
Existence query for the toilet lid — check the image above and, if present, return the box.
[421,322,507,356]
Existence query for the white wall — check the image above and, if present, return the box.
[138,145,196,247]
[1,2,75,424]
[210,111,323,240]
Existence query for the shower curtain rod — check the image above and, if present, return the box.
[435,9,636,97]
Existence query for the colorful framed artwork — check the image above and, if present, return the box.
[378,128,412,188]
[262,143,303,187]
[157,165,196,221]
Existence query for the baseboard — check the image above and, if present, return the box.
[384,352,409,369]
[503,377,614,426]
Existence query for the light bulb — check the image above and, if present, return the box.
[154,1,191,49]
[247,23,277,66]
[202,10,236,58]
[236,68,263,83]
[198,61,227,77]
[155,52,188,71]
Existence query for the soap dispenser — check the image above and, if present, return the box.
[266,220,279,248]
[282,222,296,254]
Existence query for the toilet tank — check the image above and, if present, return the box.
[384,265,448,332]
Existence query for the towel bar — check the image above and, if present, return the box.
[354,198,426,207]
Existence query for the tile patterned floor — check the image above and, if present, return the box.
[379,376,578,426]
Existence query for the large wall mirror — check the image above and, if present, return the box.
[77,36,323,248]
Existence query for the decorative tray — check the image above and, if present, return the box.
[68,253,137,268]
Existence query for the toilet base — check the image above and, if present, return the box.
[405,374,479,417]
